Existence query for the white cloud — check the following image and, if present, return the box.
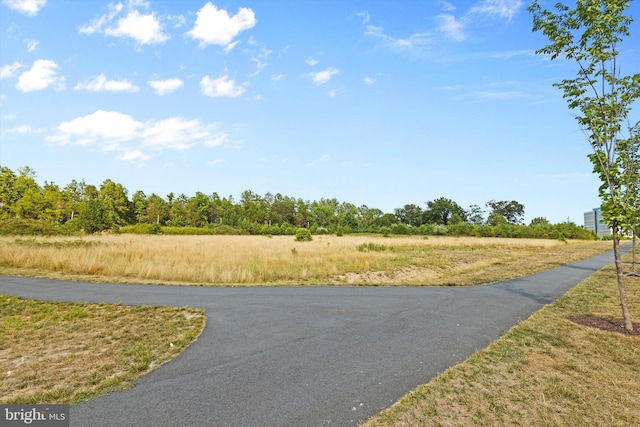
[328,88,344,98]
[25,39,39,52]
[438,1,457,12]
[187,2,256,48]
[0,61,24,79]
[79,2,168,47]
[1,0,46,16]
[200,75,246,98]
[148,77,183,95]
[271,74,286,82]
[306,57,319,66]
[469,0,523,21]
[16,59,64,92]
[74,74,139,92]
[47,110,228,165]
[119,149,150,165]
[223,40,240,53]
[249,48,272,77]
[363,76,376,85]
[437,14,466,41]
[5,124,44,134]
[79,2,123,35]
[303,67,339,85]
[48,110,141,147]
[364,25,432,50]
[356,11,370,25]
[105,10,168,45]
[141,117,225,150]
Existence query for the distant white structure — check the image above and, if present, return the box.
[584,208,611,237]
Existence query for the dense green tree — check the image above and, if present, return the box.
[98,179,131,227]
[185,192,211,227]
[146,193,169,225]
[395,204,423,226]
[485,200,525,225]
[423,198,466,225]
[132,190,148,223]
[15,187,44,220]
[530,0,639,330]
[0,166,18,219]
[312,198,338,228]
[62,179,87,221]
[294,198,311,228]
[41,182,66,223]
[337,202,359,230]
[78,198,109,233]
[270,193,296,226]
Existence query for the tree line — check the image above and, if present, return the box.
[0,165,595,239]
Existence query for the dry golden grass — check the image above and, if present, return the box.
[0,235,611,286]
[361,247,640,427]
[0,296,205,404]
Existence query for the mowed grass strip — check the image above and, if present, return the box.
[0,296,205,404]
[0,235,612,286]
[361,247,640,427]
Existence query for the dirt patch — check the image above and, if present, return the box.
[332,266,440,285]
[568,315,640,337]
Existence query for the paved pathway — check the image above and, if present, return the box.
[0,248,623,427]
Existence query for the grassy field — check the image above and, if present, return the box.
[1,234,635,415]
[361,248,640,427]
[0,296,205,404]
[0,234,612,286]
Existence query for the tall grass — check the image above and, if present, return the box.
[0,235,612,286]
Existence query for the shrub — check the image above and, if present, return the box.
[390,223,410,235]
[356,242,387,252]
[432,224,449,236]
[0,219,66,236]
[119,223,162,235]
[294,228,313,242]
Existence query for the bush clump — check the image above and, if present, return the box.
[294,228,313,242]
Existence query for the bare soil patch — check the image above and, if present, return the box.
[567,315,640,337]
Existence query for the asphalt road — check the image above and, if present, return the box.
[0,248,623,427]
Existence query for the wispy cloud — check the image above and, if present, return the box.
[356,11,370,25]
[4,124,45,134]
[471,90,527,99]
[0,61,24,79]
[327,88,344,98]
[469,0,523,21]
[249,48,272,77]
[437,14,466,41]
[364,0,524,53]
[364,25,432,51]
[74,74,139,92]
[307,154,331,166]
[24,39,39,52]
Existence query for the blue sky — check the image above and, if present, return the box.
[1,0,638,224]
